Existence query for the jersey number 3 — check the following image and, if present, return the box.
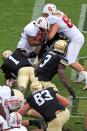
[34,90,53,106]
[39,54,51,67]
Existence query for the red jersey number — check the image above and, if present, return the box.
[63,15,73,28]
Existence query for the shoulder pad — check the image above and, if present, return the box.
[60,58,68,66]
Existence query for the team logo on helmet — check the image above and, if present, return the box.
[36,17,49,30]
[43,3,57,15]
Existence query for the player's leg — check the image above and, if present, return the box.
[55,108,70,131]
[17,67,38,93]
[66,39,87,89]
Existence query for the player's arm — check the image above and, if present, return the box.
[47,23,59,40]
[27,36,41,46]
[18,102,41,118]
[57,63,76,99]
[57,63,71,89]
[56,93,70,106]
[17,103,31,115]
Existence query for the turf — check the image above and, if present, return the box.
[0,0,87,130]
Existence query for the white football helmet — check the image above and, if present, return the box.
[36,17,49,30]
[2,50,13,60]
[30,81,43,93]
[43,3,57,15]
[9,112,22,128]
[54,40,67,53]
[5,96,24,111]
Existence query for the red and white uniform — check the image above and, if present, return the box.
[47,12,84,64]
[0,85,12,100]
[17,21,39,65]
[17,21,38,53]
[0,115,27,131]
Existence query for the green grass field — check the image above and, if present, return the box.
[0,0,87,130]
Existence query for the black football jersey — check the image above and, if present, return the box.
[35,50,68,81]
[1,49,31,78]
[38,33,68,59]
[27,87,65,122]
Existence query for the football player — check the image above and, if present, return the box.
[17,81,70,131]
[8,112,28,131]
[0,113,28,131]
[17,16,49,66]
[35,40,76,99]
[17,66,38,93]
[0,85,45,131]
[0,85,26,130]
[42,3,87,90]
[1,49,31,89]
[0,85,24,121]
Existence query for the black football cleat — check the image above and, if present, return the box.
[36,118,48,131]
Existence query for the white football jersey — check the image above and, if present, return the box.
[0,85,11,100]
[47,11,84,65]
[0,115,9,130]
[0,85,12,123]
[17,21,38,53]
[48,11,82,41]
[9,126,28,131]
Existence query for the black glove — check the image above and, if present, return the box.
[68,88,76,100]
[36,118,48,130]
[29,118,48,130]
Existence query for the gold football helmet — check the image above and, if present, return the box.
[54,40,67,53]
[2,50,13,60]
[30,81,43,93]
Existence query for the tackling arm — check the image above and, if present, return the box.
[57,63,76,99]
[47,23,59,40]
[56,93,70,106]
[17,103,30,115]
[57,63,71,89]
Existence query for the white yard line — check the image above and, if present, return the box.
[71,115,84,118]
[32,0,45,20]
[78,4,87,32]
